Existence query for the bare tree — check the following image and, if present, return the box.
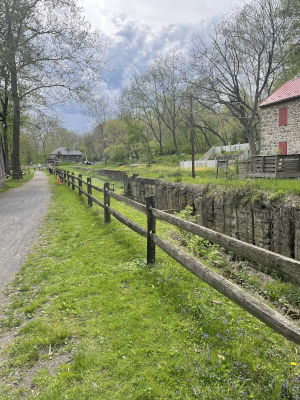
[0,0,107,178]
[190,0,299,156]
[120,77,168,156]
[82,95,111,162]
[145,53,188,156]
[22,112,67,161]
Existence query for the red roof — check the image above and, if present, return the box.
[259,77,300,108]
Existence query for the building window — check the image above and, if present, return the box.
[279,107,287,126]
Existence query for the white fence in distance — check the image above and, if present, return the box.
[180,142,255,169]
[180,160,219,168]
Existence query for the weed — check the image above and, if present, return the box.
[268,190,285,203]
[285,287,300,307]
[259,265,284,280]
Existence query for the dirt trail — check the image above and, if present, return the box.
[0,171,50,293]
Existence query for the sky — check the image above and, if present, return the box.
[64,0,240,131]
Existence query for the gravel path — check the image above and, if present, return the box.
[0,172,50,293]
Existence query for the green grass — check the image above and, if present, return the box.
[57,157,300,199]
[1,173,300,399]
[0,171,34,193]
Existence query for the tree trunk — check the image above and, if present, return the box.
[10,57,22,179]
[1,91,10,175]
[159,141,163,156]
[2,125,10,175]
[43,141,47,162]
[172,127,179,156]
[195,125,211,149]
[245,124,257,156]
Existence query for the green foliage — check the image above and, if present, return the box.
[259,265,284,281]
[268,190,285,203]
[175,207,225,264]
[124,116,146,146]
[285,287,300,307]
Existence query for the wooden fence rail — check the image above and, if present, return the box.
[54,168,300,345]
[151,208,300,284]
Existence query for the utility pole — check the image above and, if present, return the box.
[147,128,151,167]
[190,95,195,178]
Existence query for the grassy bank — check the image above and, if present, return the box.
[1,173,300,399]
[0,172,34,194]
[58,158,300,199]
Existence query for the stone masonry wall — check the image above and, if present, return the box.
[127,175,300,261]
[97,169,127,182]
[260,98,300,155]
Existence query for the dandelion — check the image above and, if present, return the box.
[291,362,297,366]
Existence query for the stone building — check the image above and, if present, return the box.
[49,147,83,163]
[259,77,300,155]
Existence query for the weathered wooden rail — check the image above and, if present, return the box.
[55,168,300,345]
[248,155,300,178]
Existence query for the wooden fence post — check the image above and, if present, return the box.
[145,195,156,264]
[67,171,70,186]
[64,170,66,183]
[104,182,110,223]
[78,174,82,196]
[71,172,75,190]
[87,177,93,207]
[124,174,128,195]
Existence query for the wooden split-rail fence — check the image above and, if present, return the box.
[55,168,300,346]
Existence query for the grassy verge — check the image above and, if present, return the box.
[0,172,34,194]
[58,159,300,199]
[2,174,300,399]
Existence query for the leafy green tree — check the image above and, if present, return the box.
[104,120,129,162]
[124,117,147,161]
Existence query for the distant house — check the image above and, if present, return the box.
[49,147,83,163]
[259,77,300,155]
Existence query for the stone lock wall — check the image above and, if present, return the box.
[98,169,127,182]
[126,174,300,261]
[260,98,300,156]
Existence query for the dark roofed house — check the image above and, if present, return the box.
[259,77,300,156]
[50,147,83,163]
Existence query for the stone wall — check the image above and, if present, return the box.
[98,169,127,182]
[260,98,300,155]
[126,175,300,261]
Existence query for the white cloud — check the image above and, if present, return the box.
[121,64,140,88]
[60,0,243,131]
[81,0,238,33]
[102,17,214,89]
